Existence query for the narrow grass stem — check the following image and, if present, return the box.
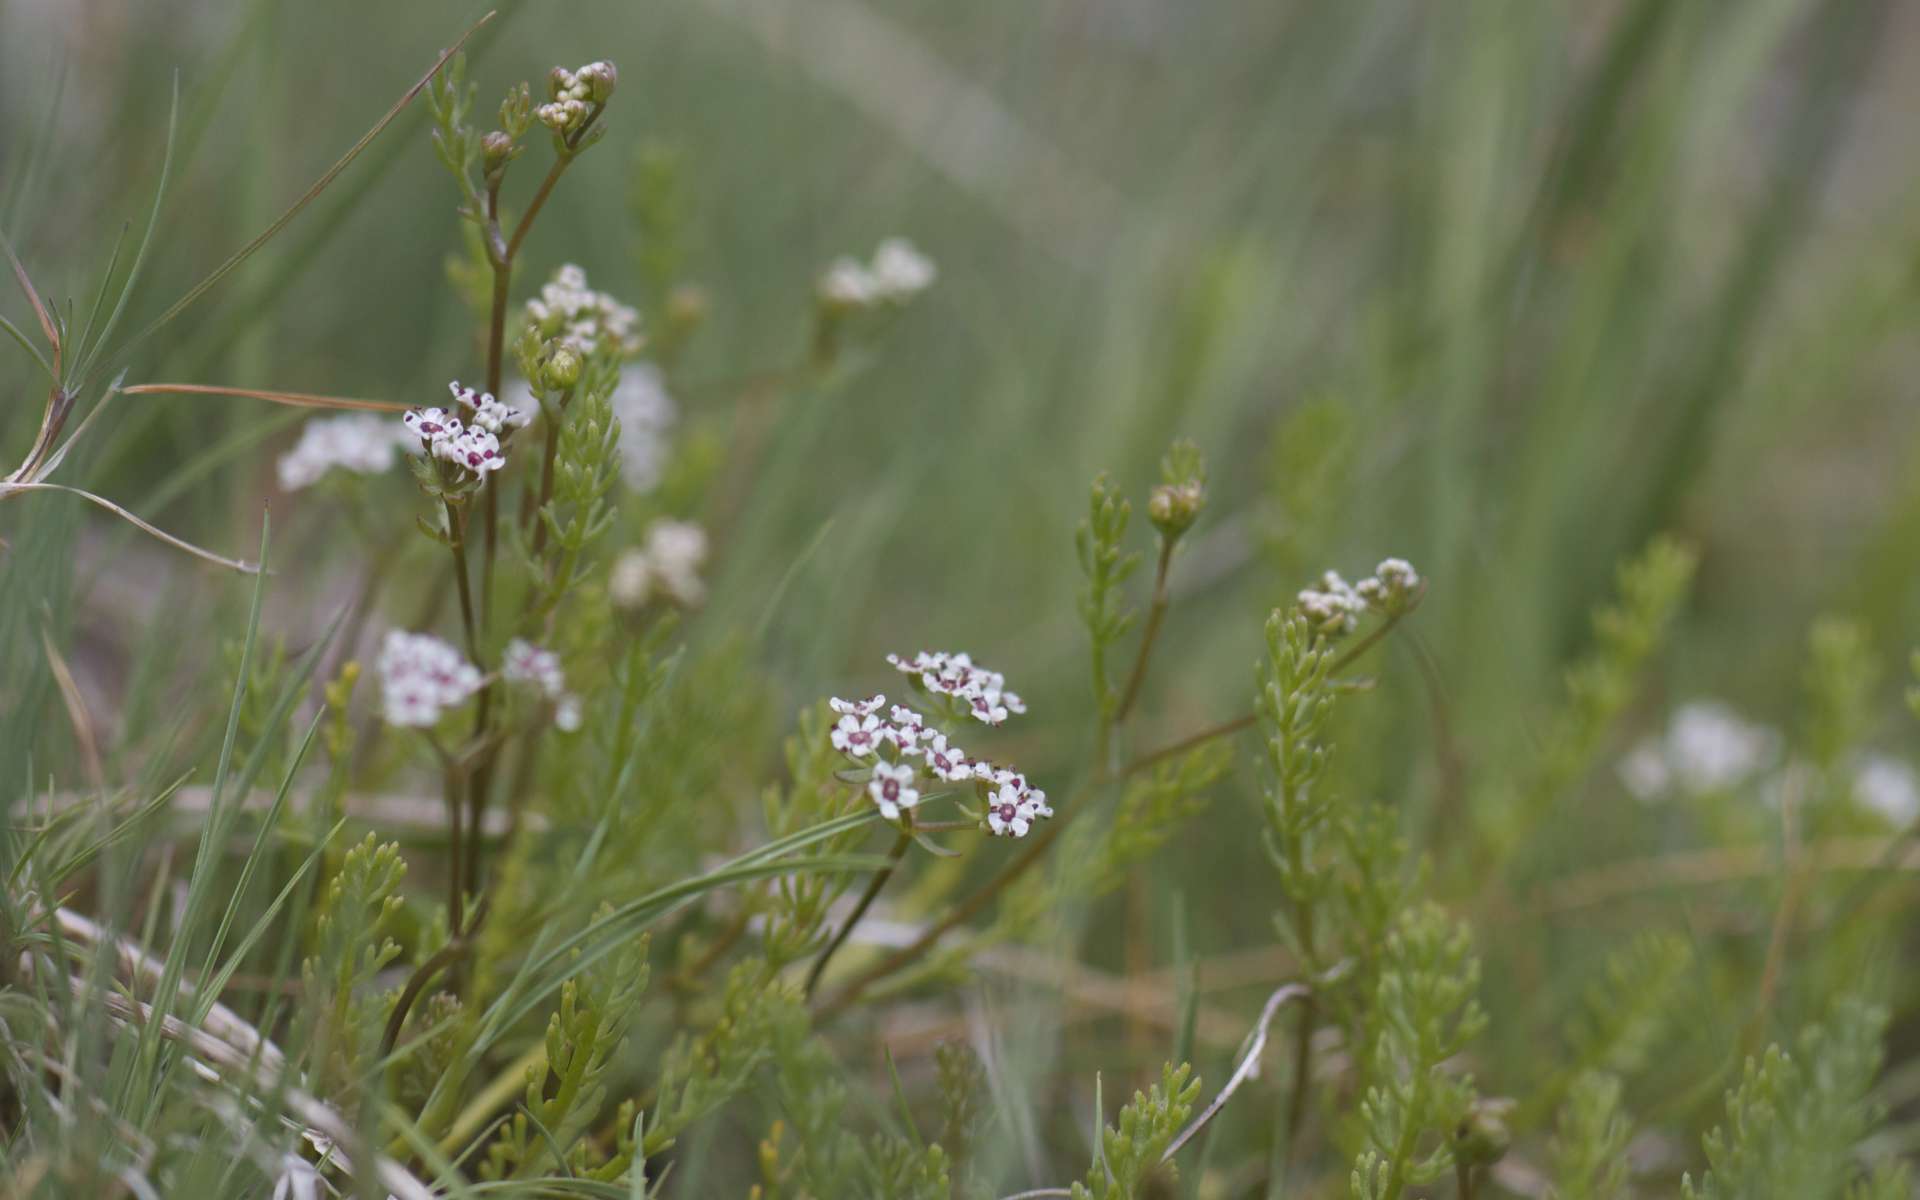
[805,829,912,1000]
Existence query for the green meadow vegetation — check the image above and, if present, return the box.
[4,2,1920,1196]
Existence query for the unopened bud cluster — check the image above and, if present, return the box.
[1296,556,1421,637]
[816,238,937,310]
[525,264,643,359]
[536,60,617,137]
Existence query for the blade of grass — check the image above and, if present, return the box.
[84,12,497,389]
[119,383,408,413]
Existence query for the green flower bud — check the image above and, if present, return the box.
[1454,1097,1515,1167]
[1148,480,1205,539]
[546,345,583,389]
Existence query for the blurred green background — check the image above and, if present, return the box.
[8,0,1920,1180]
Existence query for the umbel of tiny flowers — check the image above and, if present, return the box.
[884,650,1026,727]
[535,60,618,146]
[1297,556,1421,639]
[378,630,484,728]
[526,263,644,359]
[276,413,412,492]
[502,637,583,731]
[609,519,708,610]
[815,237,937,311]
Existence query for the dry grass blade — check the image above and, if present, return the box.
[1,227,59,368]
[120,383,408,413]
[39,627,105,789]
[0,481,261,573]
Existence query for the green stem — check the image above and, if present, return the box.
[1114,538,1175,724]
[805,829,911,1000]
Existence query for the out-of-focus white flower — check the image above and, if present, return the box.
[609,519,709,610]
[503,639,565,698]
[276,414,409,491]
[271,1155,322,1200]
[870,237,936,298]
[1854,754,1920,826]
[1667,702,1777,793]
[1355,557,1421,612]
[555,694,583,732]
[1618,700,1779,801]
[525,263,642,358]
[450,381,531,435]
[867,761,921,820]
[817,238,936,308]
[610,364,677,493]
[377,631,483,728]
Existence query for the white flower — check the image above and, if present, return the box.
[830,694,886,717]
[1298,570,1366,636]
[609,519,709,610]
[1355,557,1421,611]
[820,238,937,308]
[402,406,463,446]
[1025,785,1052,819]
[966,692,1010,726]
[818,257,876,307]
[503,638,566,699]
[985,783,1034,837]
[1854,754,1920,826]
[377,631,483,728]
[831,713,884,758]
[922,733,970,782]
[867,761,921,821]
[886,649,1025,725]
[438,427,506,475]
[554,694,583,732]
[610,364,677,493]
[870,237,936,299]
[524,264,643,358]
[276,413,409,491]
[1667,702,1777,793]
[1617,701,1779,801]
[450,381,531,435]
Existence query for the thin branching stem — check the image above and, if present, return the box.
[1114,538,1175,724]
[805,828,912,1000]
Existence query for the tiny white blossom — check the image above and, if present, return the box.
[610,364,677,493]
[609,519,708,610]
[450,381,531,435]
[377,630,483,728]
[867,761,921,820]
[525,264,643,358]
[818,257,876,307]
[503,638,566,699]
[1854,754,1920,826]
[1298,570,1366,636]
[276,413,409,491]
[985,783,1034,837]
[922,733,971,782]
[403,407,463,446]
[830,694,886,717]
[831,713,884,758]
[1617,700,1779,801]
[554,694,584,732]
[870,237,937,299]
[439,427,506,475]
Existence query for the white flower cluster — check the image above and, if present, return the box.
[525,264,642,358]
[827,653,1050,837]
[536,60,616,136]
[1297,556,1421,636]
[884,650,1026,726]
[1618,701,1779,802]
[401,386,510,481]
[276,413,410,492]
[448,381,531,436]
[609,519,708,610]
[503,638,582,731]
[817,237,937,308]
[610,364,677,492]
[378,631,483,728]
[1620,701,1920,826]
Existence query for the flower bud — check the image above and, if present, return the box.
[1148,480,1205,539]
[1454,1097,1515,1167]
[667,285,710,334]
[580,60,618,105]
[547,66,573,100]
[546,344,583,389]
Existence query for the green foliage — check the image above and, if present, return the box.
[1803,616,1878,774]
[647,960,789,1156]
[1565,930,1694,1081]
[1351,905,1487,1200]
[1548,1071,1631,1200]
[1078,473,1141,728]
[1068,1063,1201,1200]
[1683,998,1895,1200]
[303,833,407,1093]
